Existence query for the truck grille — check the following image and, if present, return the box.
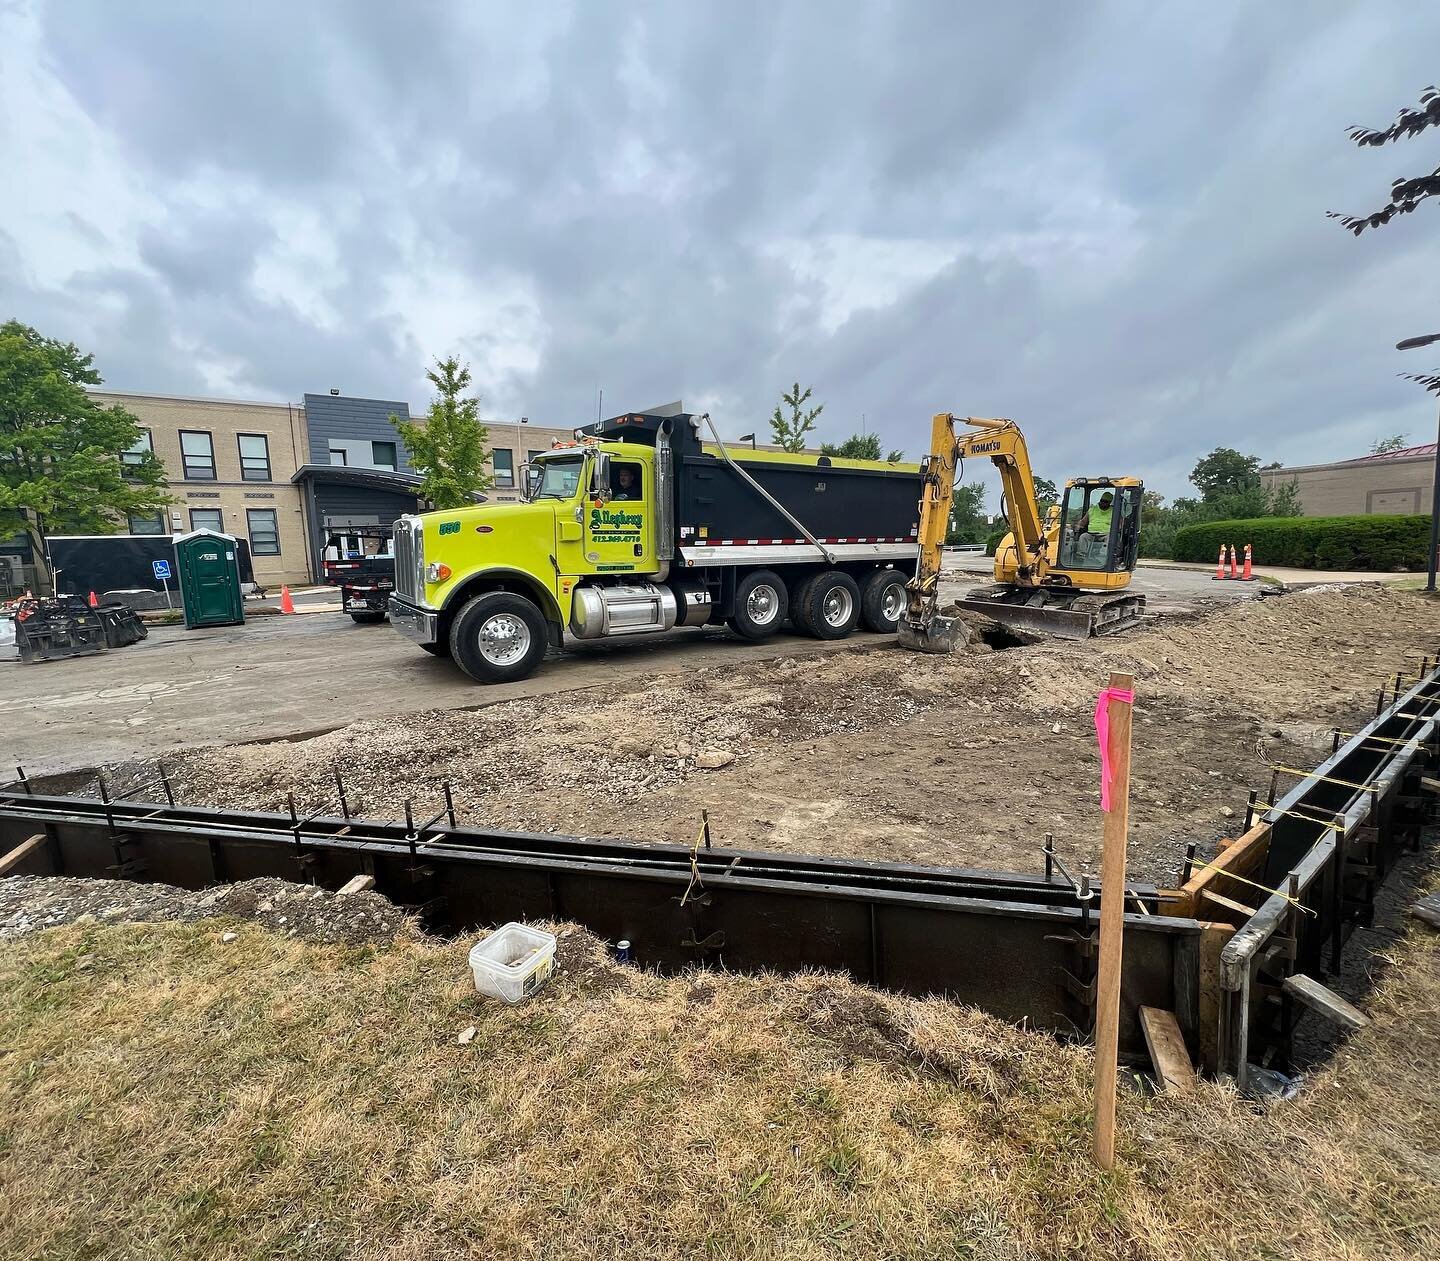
[391,517,423,602]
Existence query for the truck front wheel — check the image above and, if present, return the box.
[727,570,788,640]
[448,591,548,683]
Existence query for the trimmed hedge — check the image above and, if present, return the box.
[1172,515,1429,571]
[985,528,1010,557]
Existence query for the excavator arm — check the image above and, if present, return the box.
[903,414,1049,648]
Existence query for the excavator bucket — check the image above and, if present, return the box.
[897,611,971,654]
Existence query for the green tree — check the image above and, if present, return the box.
[946,480,989,545]
[1370,433,1408,454]
[770,382,823,453]
[1190,447,1262,502]
[1032,476,1059,510]
[819,432,905,462]
[0,319,171,590]
[1268,477,1303,516]
[390,357,493,510]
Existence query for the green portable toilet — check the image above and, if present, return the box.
[173,528,245,629]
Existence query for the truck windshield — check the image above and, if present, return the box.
[526,455,585,501]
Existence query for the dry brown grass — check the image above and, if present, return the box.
[1,916,1436,1260]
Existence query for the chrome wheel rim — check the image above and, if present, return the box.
[747,583,780,626]
[880,582,905,621]
[477,613,530,665]
[822,585,854,627]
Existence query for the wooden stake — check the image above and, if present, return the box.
[1093,671,1134,1171]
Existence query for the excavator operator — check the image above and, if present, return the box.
[1076,491,1114,561]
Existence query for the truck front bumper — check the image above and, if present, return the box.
[388,597,438,646]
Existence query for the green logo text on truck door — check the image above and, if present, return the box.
[590,507,643,543]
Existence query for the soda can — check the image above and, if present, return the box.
[614,939,632,964]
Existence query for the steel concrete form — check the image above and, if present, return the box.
[1,663,1434,1081]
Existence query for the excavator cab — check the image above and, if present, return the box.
[1055,480,1142,578]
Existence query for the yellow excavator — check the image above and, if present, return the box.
[900,414,1145,651]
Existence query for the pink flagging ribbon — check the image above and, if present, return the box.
[1094,687,1136,812]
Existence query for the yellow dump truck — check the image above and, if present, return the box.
[387,410,922,682]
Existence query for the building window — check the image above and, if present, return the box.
[238,433,271,481]
[329,447,348,466]
[128,512,166,535]
[121,429,153,479]
[527,449,546,464]
[493,448,515,488]
[372,441,397,471]
[190,508,225,533]
[179,430,216,480]
[247,508,280,555]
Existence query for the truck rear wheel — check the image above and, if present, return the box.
[449,591,547,683]
[796,570,861,640]
[860,568,908,633]
[727,569,788,640]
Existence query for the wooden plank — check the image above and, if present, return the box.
[1418,776,1440,795]
[1281,973,1370,1032]
[1199,888,1255,920]
[1197,923,1235,1076]
[1092,672,1133,1171]
[1161,821,1271,919]
[1139,1006,1196,1094]
[0,834,46,877]
[338,874,375,895]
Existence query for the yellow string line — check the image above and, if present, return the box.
[1334,730,1426,749]
[1264,805,1348,832]
[1267,763,1383,794]
[1187,855,1318,916]
[680,817,707,907]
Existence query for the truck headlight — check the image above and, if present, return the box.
[425,563,452,583]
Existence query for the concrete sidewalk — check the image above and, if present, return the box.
[1136,559,1415,586]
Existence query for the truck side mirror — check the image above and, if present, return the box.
[590,451,613,502]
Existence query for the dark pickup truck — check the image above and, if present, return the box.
[322,530,396,624]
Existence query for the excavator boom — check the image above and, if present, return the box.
[900,413,1146,651]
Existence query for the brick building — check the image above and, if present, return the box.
[1259,443,1436,517]
[94,390,313,588]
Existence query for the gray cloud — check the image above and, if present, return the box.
[2,0,1438,501]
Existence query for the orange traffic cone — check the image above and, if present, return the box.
[279,585,295,614]
[1227,544,1239,580]
[1240,543,1254,581]
[1212,544,1227,581]
[87,590,98,607]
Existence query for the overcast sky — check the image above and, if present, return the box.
[3,1,1438,499]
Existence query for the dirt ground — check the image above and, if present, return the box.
[155,586,1440,886]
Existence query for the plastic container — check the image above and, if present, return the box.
[468,922,556,1003]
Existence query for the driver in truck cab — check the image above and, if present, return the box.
[613,464,641,500]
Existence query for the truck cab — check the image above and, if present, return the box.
[388,411,921,682]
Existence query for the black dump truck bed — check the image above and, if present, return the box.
[577,411,922,563]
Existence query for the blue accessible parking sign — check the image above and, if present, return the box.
[152,559,172,581]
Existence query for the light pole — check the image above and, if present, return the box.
[1396,333,1440,592]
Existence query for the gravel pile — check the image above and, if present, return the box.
[0,875,419,946]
